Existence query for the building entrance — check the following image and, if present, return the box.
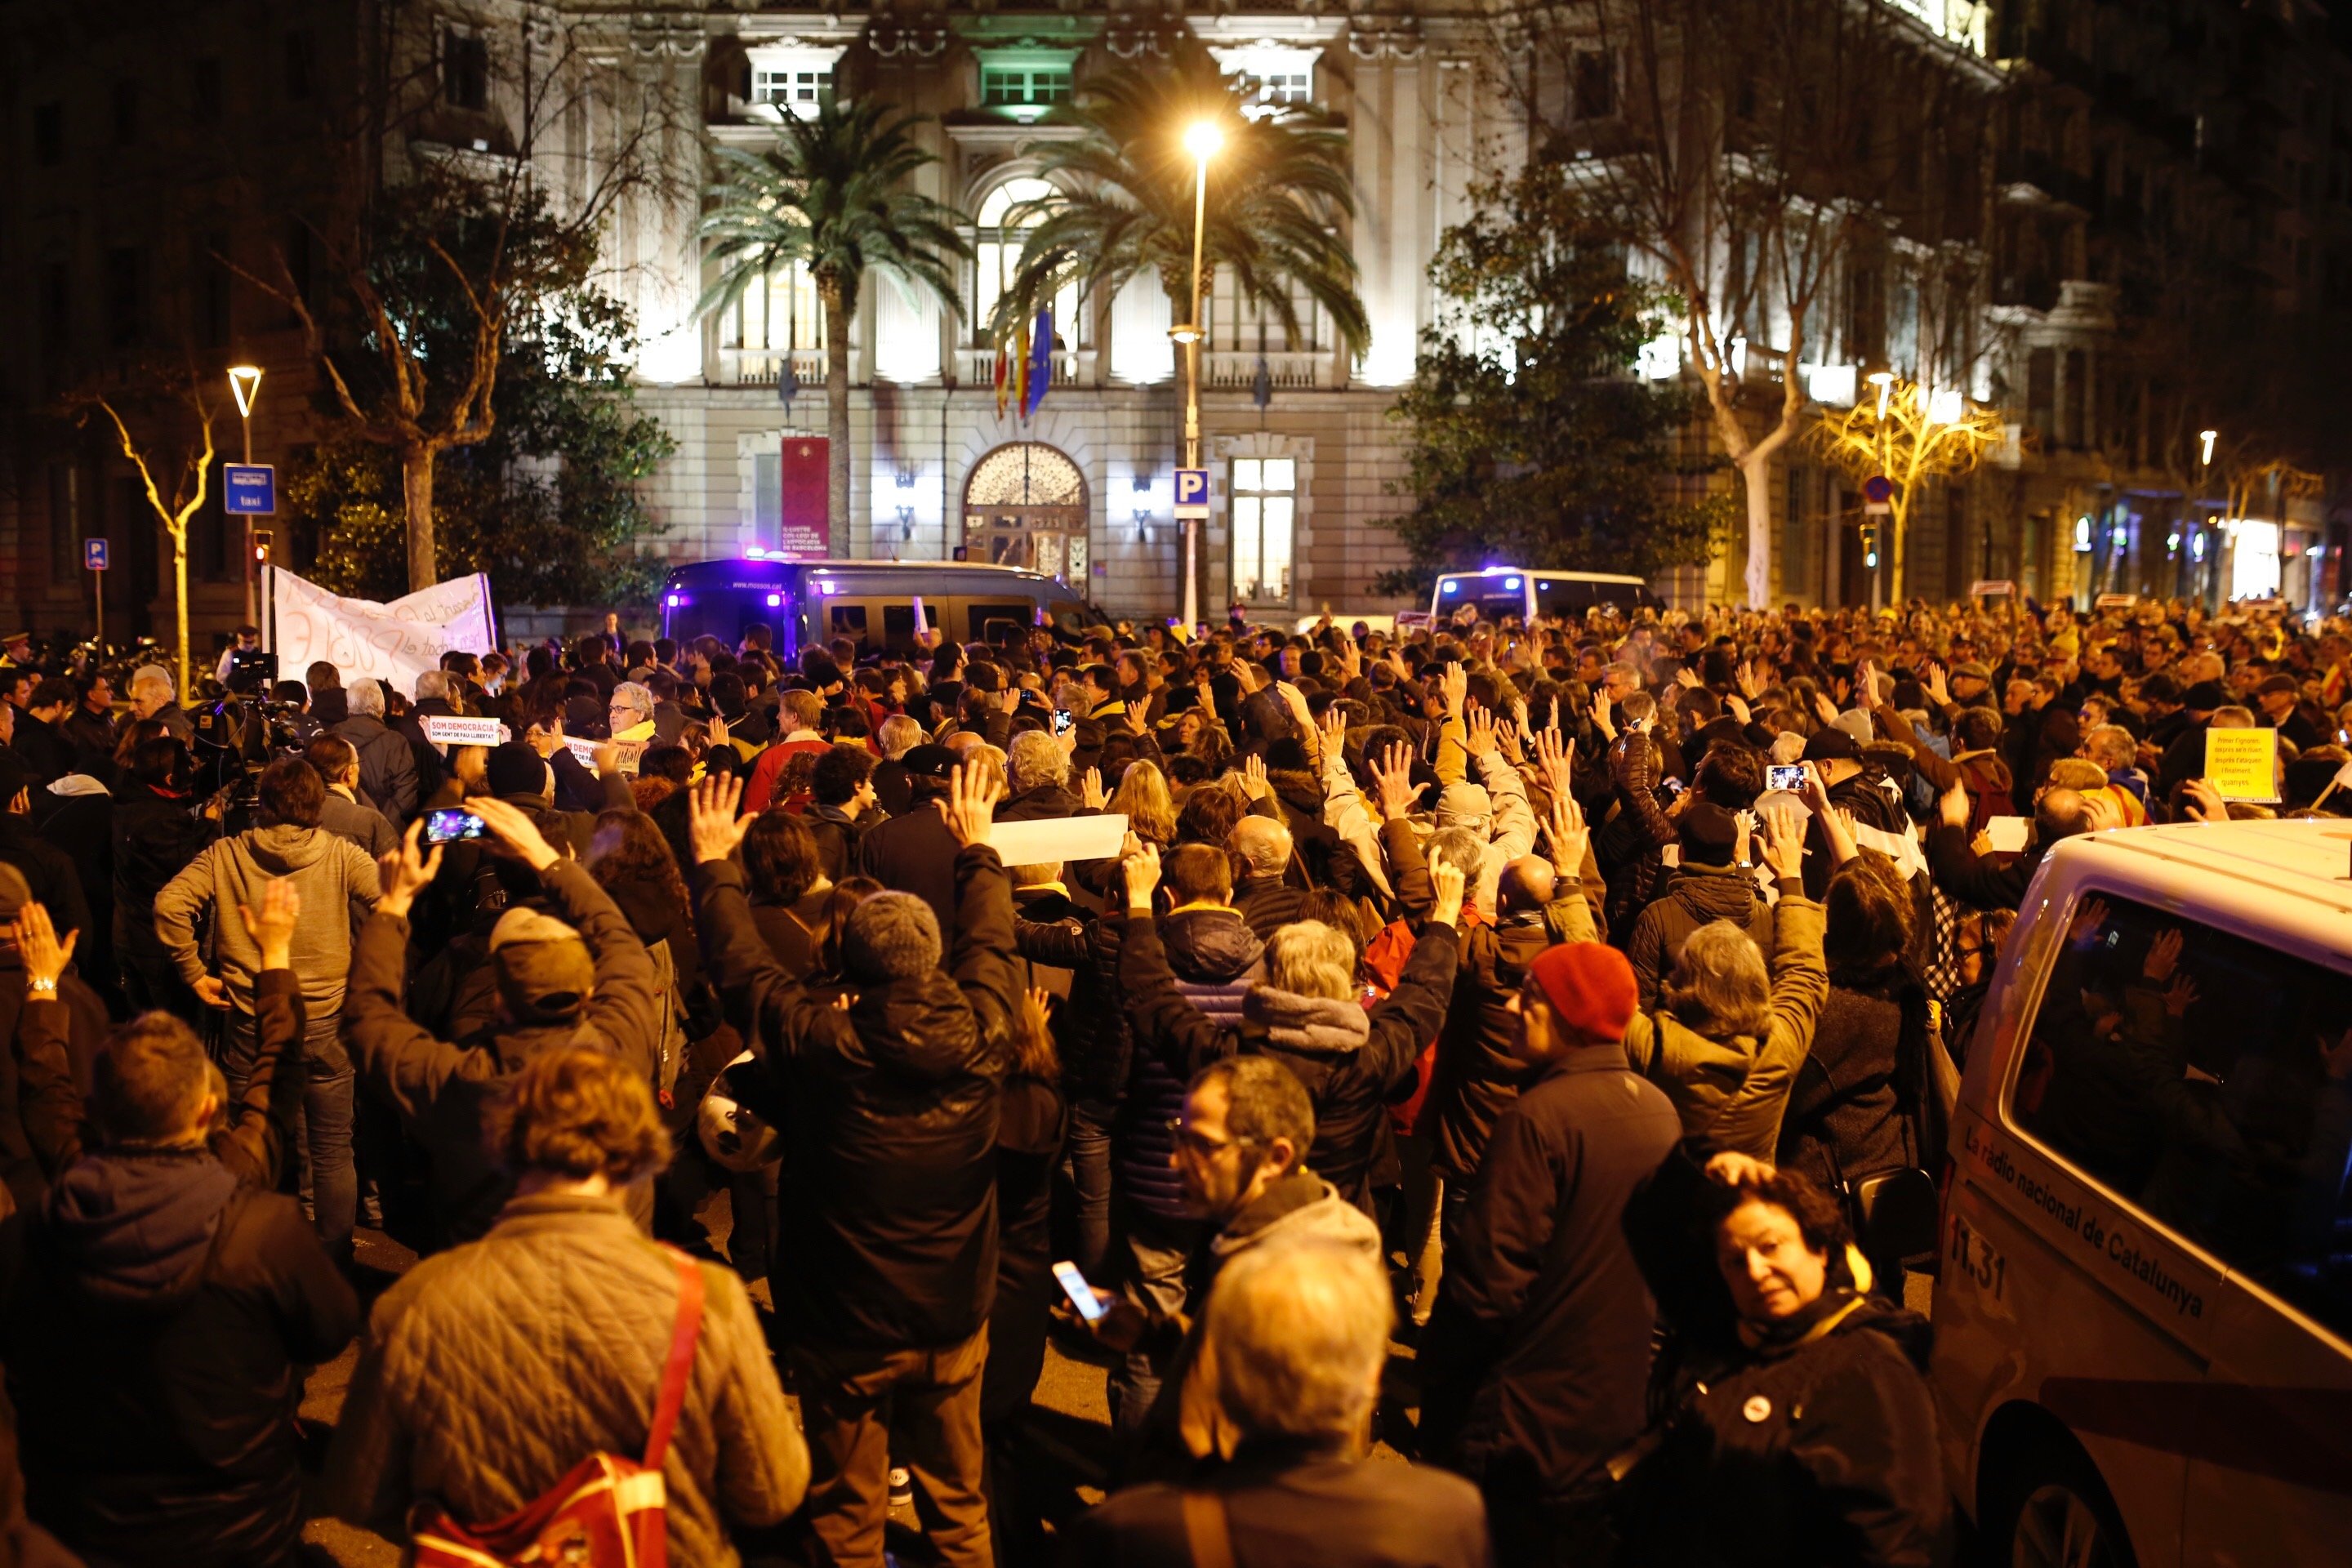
[961,442,1088,585]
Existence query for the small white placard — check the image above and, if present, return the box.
[563,736,642,775]
[1984,816,2030,854]
[987,813,1128,864]
[421,715,510,748]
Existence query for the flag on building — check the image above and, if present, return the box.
[1010,318,1031,423]
[993,336,1010,420]
[1024,307,1054,421]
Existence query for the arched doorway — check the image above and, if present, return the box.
[962,442,1089,584]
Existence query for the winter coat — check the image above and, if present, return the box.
[1626,862,1776,1012]
[1013,894,1129,1103]
[343,859,661,1249]
[1422,909,1557,1184]
[997,782,1082,822]
[1122,910,1459,1214]
[325,1192,808,1568]
[1778,978,1922,1195]
[318,786,399,859]
[1234,871,1312,940]
[0,819,86,947]
[856,804,962,938]
[803,800,873,884]
[1557,881,1829,1161]
[28,786,110,987]
[694,844,1018,1352]
[1923,822,2043,912]
[0,955,105,1216]
[1631,1294,1952,1568]
[1419,1041,1682,1501]
[1063,1437,1489,1568]
[7,716,69,786]
[336,713,419,826]
[60,704,117,782]
[1117,906,1263,1219]
[153,824,381,1015]
[8,970,360,1568]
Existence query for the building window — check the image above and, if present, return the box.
[104,248,143,350]
[981,64,1073,119]
[192,57,222,122]
[752,66,830,111]
[32,103,60,167]
[442,28,488,112]
[1213,45,1319,114]
[285,31,314,100]
[1231,457,1296,605]
[724,261,824,359]
[972,178,1079,348]
[1571,51,1615,120]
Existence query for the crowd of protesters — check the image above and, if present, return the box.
[0,587,2341,1568]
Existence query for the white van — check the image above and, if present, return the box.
[1933,819,2352,1567]
[1428,567,1665,625]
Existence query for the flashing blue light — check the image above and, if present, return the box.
[766,593,782,608]
[1504,576,1522,590]
[1481,565,1506,575]
[1441,581,1459,595]
[745,546,767,559]
[666,593,680,608]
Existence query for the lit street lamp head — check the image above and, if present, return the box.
[226,364,263,417]
[1183,121,1224,163]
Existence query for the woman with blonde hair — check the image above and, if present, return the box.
[1107,760,1177,847]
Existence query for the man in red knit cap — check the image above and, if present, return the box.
[1417,935,1682,1566]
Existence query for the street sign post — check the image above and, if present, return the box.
[223,463,277,516]
[1862,474,1895,503]
[1174,466,1210,520]
[85,537,108,647]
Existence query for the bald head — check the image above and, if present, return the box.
[1498,854,1557,915]
[1231,815,1293,877]
[944,730,987,760]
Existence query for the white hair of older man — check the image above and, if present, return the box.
[1007,729,1070,794]
[1230,815,1292,877]
[1199,1236,1391,1450]
[346,679,385,718]
[414,670,449,702]
[876,714,923,761]
[610,680,653,719]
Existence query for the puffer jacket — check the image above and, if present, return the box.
[1631,1294,1952,1567]
[1559,880,1829,1160]
[152,824,381,1013]
[1122,910,1459,1216]
[694,843,1018,1351]
[1118,907,1263,1220]
[325,1192,808,1568]
[1779,975,1925,1195]
[8,970,359,1568]
[1625,861,1776,1011]
[344,860,661,1250]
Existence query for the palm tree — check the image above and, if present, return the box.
[993,41,1368,364]
[698,98,970,546]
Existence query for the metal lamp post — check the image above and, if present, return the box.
[228,364,263,624]
[1865,370,1893,615]
[1170,119,1222,633]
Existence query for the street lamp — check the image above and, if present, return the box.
[1173,118,1223,632]
[228,365,263,623]
[2196,428,2219,608]
[1864,371,1895,613]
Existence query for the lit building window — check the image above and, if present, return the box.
[746,44,845,121]
[752,67,829,109]
[981,65,1073,121]
[973,178,1080,348]
[724,261,824,354]
[1209,45,1318,117]
[1231,457,1296,604]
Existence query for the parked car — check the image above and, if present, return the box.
[1933,817,2352,1568]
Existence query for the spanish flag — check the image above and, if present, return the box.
[993,336,1010,419]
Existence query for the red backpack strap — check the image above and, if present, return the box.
[641,1252,706,1472]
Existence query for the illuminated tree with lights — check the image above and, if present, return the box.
[70,368,217,693]
[1811,375,2003,604]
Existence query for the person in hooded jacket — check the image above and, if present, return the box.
[7,884,362,1568]
[1625,801,1775,1011]
[1620,1159,1951,1568]
[109,733,218,1017]
[1120,841,1464,1218]
[342,797,661,1250]
[687,762,1018,1568]
[152,757,381,1258]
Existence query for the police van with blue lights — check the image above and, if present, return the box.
[657,555,1093,657]
[1429,568,1666,625]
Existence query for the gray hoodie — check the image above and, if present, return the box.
[153,824,381,1013]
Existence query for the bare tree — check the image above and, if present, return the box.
[1811,374,2004,602]
[71,368,219,694]
[1507,0,1999,606]
[226,15,688,591]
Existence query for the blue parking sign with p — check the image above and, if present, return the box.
[83,538,108,571]
[1174,466,1210,516]
[224,463,276,516]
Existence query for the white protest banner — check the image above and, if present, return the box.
[421,715,510,749]
[563,735,642,775]
[987,813,1127,864]
[267,566,497,697]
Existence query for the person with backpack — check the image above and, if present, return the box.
[325,1047,807,1566]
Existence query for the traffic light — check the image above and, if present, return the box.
[253,528,274,564]
[1861,523,1879,569]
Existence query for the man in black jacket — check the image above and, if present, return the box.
[7,885,360,1568]
[691,762,1017,1568]
[10,681,74,785]
[855,742,962,933]
[1419,936,1680,1566]
[1927,779,2102,911]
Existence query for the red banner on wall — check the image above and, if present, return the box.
[778,437,830,559]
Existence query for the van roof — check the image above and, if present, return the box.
[664,557,1067,587]
[1436,567,1648,586]
[2068,818,2352,918]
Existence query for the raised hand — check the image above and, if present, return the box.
[1241,752,1272,802]
[937,758,1004,849]
[1725,693,1753,726]
[376,820,447,920]
[1372,742,1419,822]
[1428,856,1468,929]
[1082,766,1107,811]
[2067,896,2111,949]
[1812,690,1841,726]
[2163,972,2200,1020]
[1674,666,1702,691]
[1546,791,1589,875]
[234,877,302,973]
[471,796,562,873]
[1463,706,1500,760]
[1923,662,1950,705]
[1439,662,1468,720]
[1759,809,1806,882]
[1531,727,1575,800]
[1320,702,1348,753]
[10,902,76,992]
[687,773,753,864]
[2181,777,2230,824]
[1938,781,1971,830]
[1736,660,1765,702]
[1121,833,1162,911]
[1591,689,1616,742]
[2143,926,2184,983]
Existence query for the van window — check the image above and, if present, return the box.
[1539,578,1597,612]
[965,603,1032,642]
[828,604,869,644]
[2010,891,2352,1337]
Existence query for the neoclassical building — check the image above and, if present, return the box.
[604,2,1518,621]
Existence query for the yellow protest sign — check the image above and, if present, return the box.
[2204,727,2280,804]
